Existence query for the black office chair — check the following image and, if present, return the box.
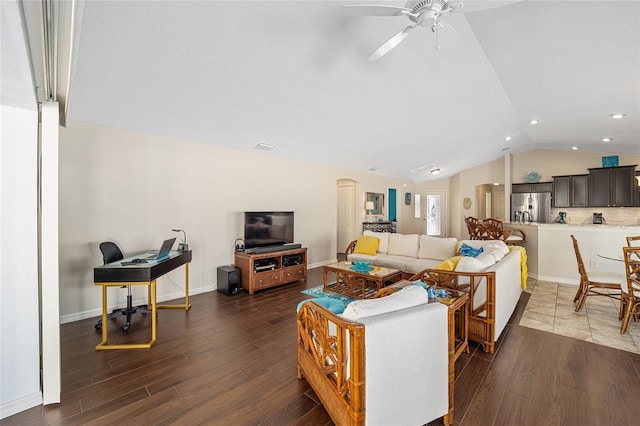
[95,242,152,332]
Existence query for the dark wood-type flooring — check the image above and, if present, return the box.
[6,265,640,425]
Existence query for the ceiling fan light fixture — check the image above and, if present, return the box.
[411,163,435,173]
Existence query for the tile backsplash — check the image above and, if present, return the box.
[549,207,640,225]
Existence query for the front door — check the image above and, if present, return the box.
[421,191,447,237]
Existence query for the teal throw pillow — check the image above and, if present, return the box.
[297,297,346,314]
[459,243,484,258]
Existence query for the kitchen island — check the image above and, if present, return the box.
[505,222,640,284]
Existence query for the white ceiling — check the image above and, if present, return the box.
[5,1,640,182]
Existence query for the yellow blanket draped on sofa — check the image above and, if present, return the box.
[508,246,528,289]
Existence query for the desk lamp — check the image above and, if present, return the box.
[172,229,189,251]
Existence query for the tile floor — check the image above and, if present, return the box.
[520,278,640,354]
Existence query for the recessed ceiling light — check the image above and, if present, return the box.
[610,113,626,119]
[255,142,275,151]
[529,119,539,125]
[572,146,578,150]
[504,136,512,141]
[430,168,441,175]
[368,166,380,172]
[501,147,510,152]
[602,137,613,142]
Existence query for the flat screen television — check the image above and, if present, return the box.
[244,211,294,249]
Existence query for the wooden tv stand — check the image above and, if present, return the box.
[234,247,307,295]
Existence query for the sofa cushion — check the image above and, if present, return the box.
[483,241,510,261]
[406,258,442,274]
[353,235,379,255]
[347,253,378,263]
[455,253,495,273]
[364,231,390,254]
[418,236,457,260]
[375,254,413,272]
[388,233,420,258]
[341,285,428,321]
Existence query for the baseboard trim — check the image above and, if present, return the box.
[0,391,42,420]
[60,287,211,324]
[531,273,579,286]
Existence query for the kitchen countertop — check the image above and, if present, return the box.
[506,222,640,229]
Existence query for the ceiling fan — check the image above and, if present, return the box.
[343,0,463,61]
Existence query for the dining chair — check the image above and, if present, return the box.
[570,235,624,312]
[627,236,640,247]
[482,218,526,245]
[620,246,640,334]
[464,216,484,240]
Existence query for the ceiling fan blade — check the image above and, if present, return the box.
[367,25,416,61]
[342,4,412,16]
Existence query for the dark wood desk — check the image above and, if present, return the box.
[94,250,192,350]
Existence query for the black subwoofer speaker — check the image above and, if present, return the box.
[217,265,241,296]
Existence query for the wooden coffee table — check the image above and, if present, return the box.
[322,261,402,299]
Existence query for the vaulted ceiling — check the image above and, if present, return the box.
[4,1,639,181]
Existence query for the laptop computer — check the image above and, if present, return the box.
[143,238,176,260]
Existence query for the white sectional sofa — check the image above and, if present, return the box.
[347,231,459,274]
[345,231,524,353]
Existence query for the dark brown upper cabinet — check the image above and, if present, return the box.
[553,174,589,208]
[588,165,637,207]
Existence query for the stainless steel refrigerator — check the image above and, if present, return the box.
[511,192,552,223]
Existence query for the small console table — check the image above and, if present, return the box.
[234,247,307,295]
[362,221,397,233]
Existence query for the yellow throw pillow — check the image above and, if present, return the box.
[353,236,379,255]
[435,256,463,271]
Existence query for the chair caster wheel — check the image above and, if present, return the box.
[95,320,103,330]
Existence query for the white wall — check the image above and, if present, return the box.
[1,105,41,417]
[58,121,415,321]
[512,149,640,182]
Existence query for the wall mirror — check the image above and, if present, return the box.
[366,192,385,215]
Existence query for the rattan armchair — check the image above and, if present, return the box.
[620,246,640,334]
[570,235,624,312]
